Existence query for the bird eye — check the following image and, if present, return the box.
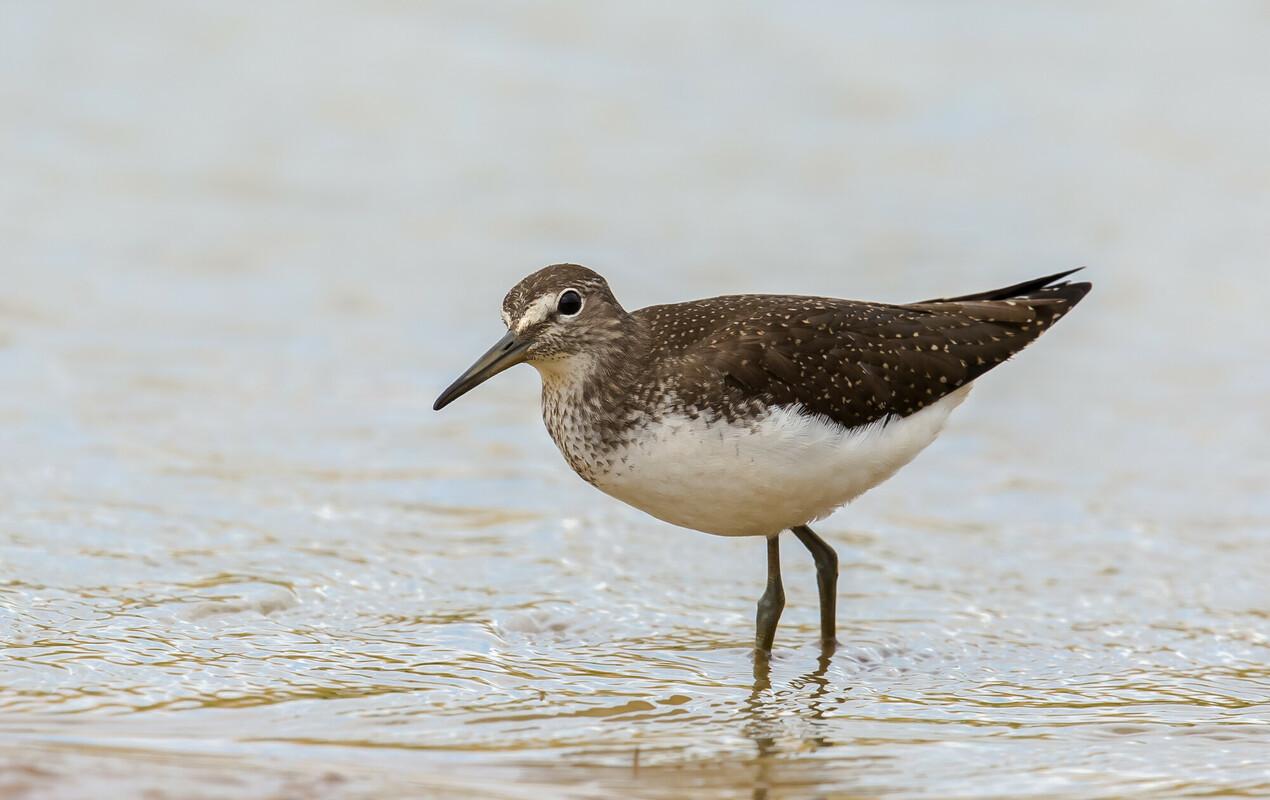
[556,289,583,316]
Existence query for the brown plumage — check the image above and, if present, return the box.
[635,268,1089,430]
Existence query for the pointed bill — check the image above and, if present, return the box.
[433,331,530,411]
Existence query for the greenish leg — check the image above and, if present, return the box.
[754,534,785,653]
[792,524,839,646]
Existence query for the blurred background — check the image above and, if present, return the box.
[2,2,1268,798]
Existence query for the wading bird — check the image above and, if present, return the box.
[434,265,1089,652]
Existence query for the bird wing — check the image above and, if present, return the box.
[669,271,1090,430]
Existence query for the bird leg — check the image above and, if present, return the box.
[754,534,785,653]
[792,524,838,646]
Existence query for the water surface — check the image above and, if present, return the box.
[2,2,1269,797]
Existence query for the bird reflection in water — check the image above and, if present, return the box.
[744,643,841,800]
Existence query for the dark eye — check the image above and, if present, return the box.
[557,289,583,316]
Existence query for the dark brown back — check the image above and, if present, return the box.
[637,270,1090,429]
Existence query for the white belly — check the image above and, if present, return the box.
[592,387,970,537]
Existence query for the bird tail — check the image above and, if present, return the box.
[921,267,1091,305]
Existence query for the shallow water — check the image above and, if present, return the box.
[2,2,1269,798]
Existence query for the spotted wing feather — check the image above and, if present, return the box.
[646,272,1089,430]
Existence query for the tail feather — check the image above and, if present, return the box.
[921,267,1087,304]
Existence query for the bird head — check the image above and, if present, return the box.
[433,264,628,410]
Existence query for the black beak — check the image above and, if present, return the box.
[433,331,531,411]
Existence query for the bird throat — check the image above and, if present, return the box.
[534,326,649,485]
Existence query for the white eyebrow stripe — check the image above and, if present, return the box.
[514,293,555,334]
